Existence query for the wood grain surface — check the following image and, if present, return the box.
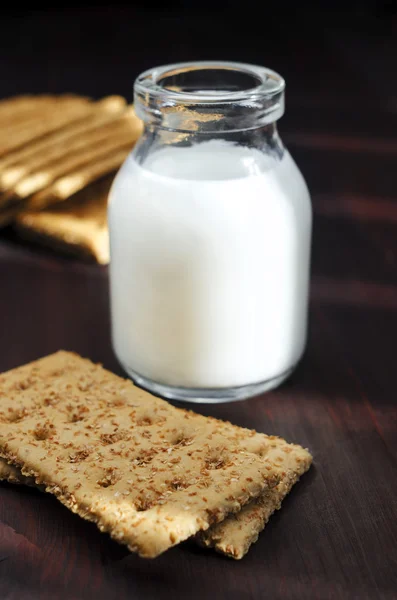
[0,5,396,600]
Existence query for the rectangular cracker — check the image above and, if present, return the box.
[0,351,280,558]
[2,107,142,204]
[0,148,130,228]
[0,440,312,559]
[0,95,88,126]
[15,175,112,264]
[0,95,48,115]
[0,375,312,560]
[197,439,312,558]
[0,362,312,560]
[26,147,132,211]
[0,96,127,192]
[0,96,58,127]
[0,96,93,157]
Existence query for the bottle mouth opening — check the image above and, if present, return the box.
[136,61,284,104]
[134,61,285,132]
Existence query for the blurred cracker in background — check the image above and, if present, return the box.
[0,94,143,263]
[15,175,113,265]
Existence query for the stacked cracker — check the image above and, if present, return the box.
[0,95,144,263]
[0,351,312,559]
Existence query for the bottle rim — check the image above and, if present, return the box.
[134,61,285,132]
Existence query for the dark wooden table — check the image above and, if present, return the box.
[1,6,397,600]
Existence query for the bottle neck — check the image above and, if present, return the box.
[133,122,284,167]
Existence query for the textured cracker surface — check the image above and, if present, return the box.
[0,96,143,228]
[0,459,33,485]
[197,440,312,558]
[0,351,312,558]
[0,361,312,559]
[0,438,312,559]
[0,96,126,194]
[0,351,280,558]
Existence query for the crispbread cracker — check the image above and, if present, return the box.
[27,147,132,210]
[0,355,312,558]
[0,96,58,127]
[0,95,50,117]
[0,95,87,122]
[15,176,112,264]
[0,103,142,228]
[0,148,130,228]
[0,96,93,157]
[0,351,280,558]
[0,96,127,191]
[0,426,312,561]
[0,442,311,559]
[2,107,142,204]
[198,440,312,558]
[0,458,21,482]
[0,96,86,126]
[0,458,34,486]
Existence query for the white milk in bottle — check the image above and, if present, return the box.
[109,62,312,402]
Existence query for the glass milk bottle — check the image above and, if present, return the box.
[109,61,312,403]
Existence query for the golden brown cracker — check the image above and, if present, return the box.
[26,147,132,210]
[0,421,312,559]
[15,176,112,264]
[0,444,311,559]
[0,147,130,228]
[0,96,93,157]
[0,351,280,558]
[197,439,312,558]
[0,95,57,125]
[0,96,127,192]
[3,108,141,203]
[0,458,34,486]
[0,357,312,558]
